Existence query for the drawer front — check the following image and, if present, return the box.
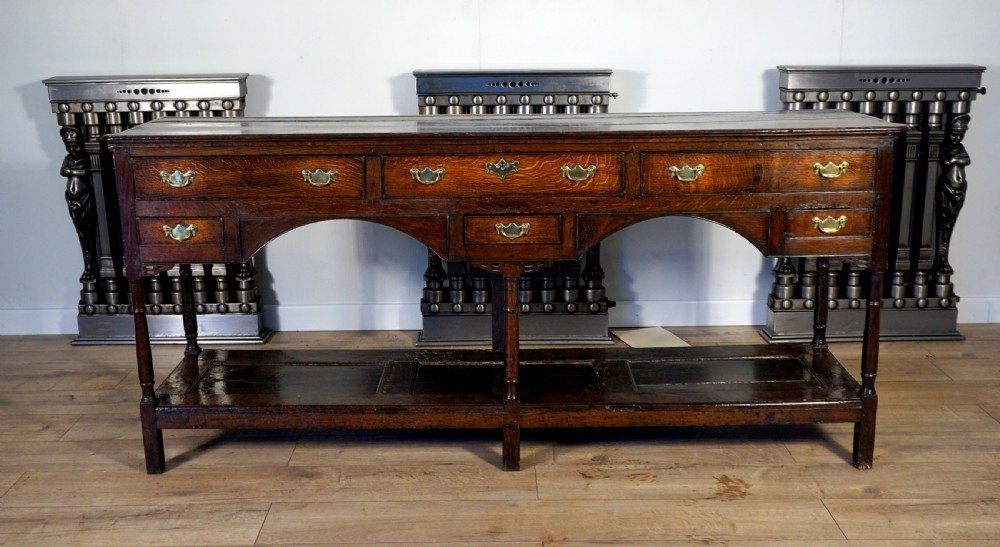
[383,153,622,198]
[138,217,224,246]
[786,209,872,238]
[642,151,773,195]
[464,215,562,245]
[641,150,874,195]
[133,156,365,199]
[777,150,875,192]
[137,217,226,263]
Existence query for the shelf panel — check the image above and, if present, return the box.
[153,345,863,430]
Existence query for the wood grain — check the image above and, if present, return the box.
[257,499,845,543]
[1,325,998,544]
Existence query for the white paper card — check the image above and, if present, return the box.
[612,327,690,348]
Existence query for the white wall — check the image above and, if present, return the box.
[1,0,997,335]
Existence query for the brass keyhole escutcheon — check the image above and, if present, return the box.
[485,158,519,180]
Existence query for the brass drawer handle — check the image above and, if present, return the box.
[160,170,195,188]
[162,223,198,242]
[485,158,519,180]
[668,164,704,182]
[561,164,597,183]
[409,166,446,185]
[301,168,338,187]
[812,215,848,234]
[495,222,531,240]
[813,161,849,179]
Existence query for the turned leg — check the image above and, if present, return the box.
[131,279,165,473]
[853,267,883,469]
[496,263,523,471]
[179,264,201,357]
[812,257,830,348]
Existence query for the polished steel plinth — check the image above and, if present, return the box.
[44,74,270,344]
[762,65,986,342]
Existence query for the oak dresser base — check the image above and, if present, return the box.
[108,112,900,473]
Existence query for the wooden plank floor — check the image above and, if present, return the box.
[0,325,998,545]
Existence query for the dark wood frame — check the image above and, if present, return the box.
[109,112,902,473]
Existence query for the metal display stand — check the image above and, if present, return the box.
[762,65,986,342]
[413,69,616,345]
[44,74,270,344]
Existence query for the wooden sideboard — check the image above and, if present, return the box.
[108,111,903,473]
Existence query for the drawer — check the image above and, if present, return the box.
[642,151,774,194]
[777,150,875,192]
[137,217,226,263]
[786,209,872,238]
[383,153,622,198]
[641,150,874,195]
[133,156,365,199]
[777,209,874,257]
[138,217,224,246]
[464,215,562,245]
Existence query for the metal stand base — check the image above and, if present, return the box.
[760,304,962,343]
[72,314,271,345]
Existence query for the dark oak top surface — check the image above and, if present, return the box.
[107,111,904,141]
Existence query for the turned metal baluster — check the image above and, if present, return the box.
[845,270,863,310]
[168,266,184,314]
[470,271,490,314]
[146,273,166,315]
[518,275,533,313]
[235,261,259,313]
[495,95,508,115]
[191,264,208,312]
[517,94,531,115]
[561,261,581,313]
[922,91,948,272]
[565,95,580,114]
[448,263,467,313]
[470,95,485,115]
[769,258,796,311]
[538,267,557,313]
[582,245,606,312]
[212,264,230,313]
[422,250,446,313]
[102,103,128,311]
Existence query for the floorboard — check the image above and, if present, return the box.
[0,325,998,544]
